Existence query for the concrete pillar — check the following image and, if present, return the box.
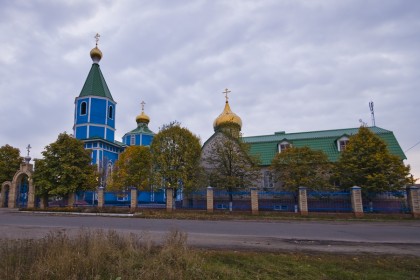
[251,188,259,215]
[98,188,104,208]
[206,187,214,213]
[68,192,75,207]
[27,178,35,208]
[130,188,138,210]
[298,187,308,216]
[39,195,48,209]
[351,186,364,217]
[8,182,16,208]
[166,188,173,212]
[407,186,420,218]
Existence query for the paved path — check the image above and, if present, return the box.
[1,209,420,255]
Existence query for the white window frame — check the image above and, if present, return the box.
[80,101,87,115]
[263,170,274,189]
[130,135,135,146]
[278,141,291,153]
[108,105,114,119]
[337,136,349,152]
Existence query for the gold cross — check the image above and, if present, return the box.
[141,101,146,112]
[222,88,231,102]
[94,33,100,47]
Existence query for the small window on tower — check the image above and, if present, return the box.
[130,135,135,145]
[80,102,87,115]
[108,105,113,119]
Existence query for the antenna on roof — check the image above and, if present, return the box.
[369,101,375,127]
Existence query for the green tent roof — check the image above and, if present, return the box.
[242,126,406,166]
[79,64,114,101]
[124,123,155,136]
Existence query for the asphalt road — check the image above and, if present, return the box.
[1,209,420,255]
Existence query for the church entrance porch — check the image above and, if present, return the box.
[15,175,29,208]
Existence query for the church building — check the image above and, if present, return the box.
[73,35,154,174]
[73,36,406,190]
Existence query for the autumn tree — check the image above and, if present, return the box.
[33,133,97,201]
[0,144,23,183]
[271,146,332,192]
[335,126,410,193]
[203,133,261,203]
[150,122,202,198]
[109,146,152,191]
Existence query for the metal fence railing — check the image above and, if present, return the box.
[39,188,416,215]
[175,191,207,210]
[362,191,409,213]
[307,191,352,213]
[258,191,297,212]
[213,190,251,211]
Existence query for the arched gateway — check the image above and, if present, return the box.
[1,148,35,209]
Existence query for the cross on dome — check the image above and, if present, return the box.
[26,144,31,157]
[141,101,146,112]
[94,33,100,47]
[222,88,231,102]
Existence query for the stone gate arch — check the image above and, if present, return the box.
[8,162,35,209]
[1,181,12,207]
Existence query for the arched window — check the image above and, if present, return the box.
[80,102,87,115]
[108,105,113,119]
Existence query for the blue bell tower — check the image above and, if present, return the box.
[73,34,123,172]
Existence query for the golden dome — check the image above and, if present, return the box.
[136,111,150,124]
[90,47,102,63]
[213,101,242,130]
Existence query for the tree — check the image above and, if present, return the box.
[271,146,332,192]
[109,146,152,191]
[33,133,97,199]
[150,122,202,198]
[203,133,261,202]
[0,144,23,183]
[335,126,410,193]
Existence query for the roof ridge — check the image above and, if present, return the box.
[244,126,391,140]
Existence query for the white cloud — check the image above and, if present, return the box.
[1,0,420,178]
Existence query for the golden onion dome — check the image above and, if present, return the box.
[213,101,242,130]
[136,111,150,124]
[90,47,102,63]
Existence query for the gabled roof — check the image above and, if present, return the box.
[79,64,114,101]
[242,126,406,165]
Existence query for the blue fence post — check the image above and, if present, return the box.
[351,186,363,217]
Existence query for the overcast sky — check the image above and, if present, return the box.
[1,0,419,179]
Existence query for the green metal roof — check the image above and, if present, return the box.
[83,137,124,148]
[79,64,114,101]
[242,126,406,166]
[124,123,155,136]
